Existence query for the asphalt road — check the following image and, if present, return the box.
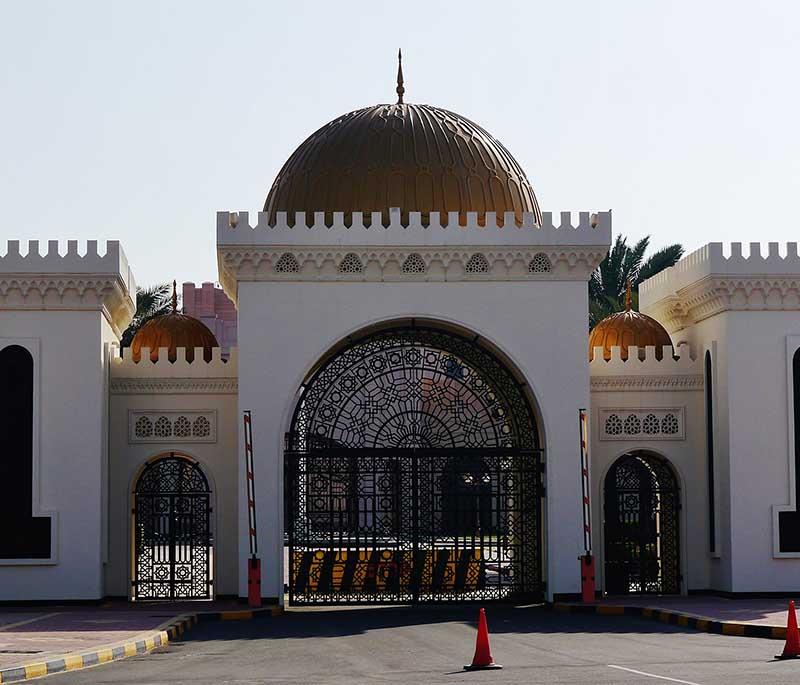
[45,605,800,684]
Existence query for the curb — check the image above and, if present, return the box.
[0,606,283,683]
[552,602,786,641]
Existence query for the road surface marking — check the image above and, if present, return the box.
[608,664,703,684]
[0,613,60,632]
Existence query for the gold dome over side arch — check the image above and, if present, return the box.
[131,282,219,363]
[263,103,542,227]
[589,283,673,361]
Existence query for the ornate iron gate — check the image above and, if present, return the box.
[603,452,680,595]
[286,447,541,604]
[285,325,543,605]
[133,455,212,600]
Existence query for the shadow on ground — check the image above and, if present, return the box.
[183,604,698,642]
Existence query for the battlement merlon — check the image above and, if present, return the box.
[0,240,137,336]
[639,242,800,330]
[590,343,701,373]
[641,242,800,308]
[215,210,612,248]
[111,346,237,379]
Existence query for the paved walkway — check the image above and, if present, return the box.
[594,596,795,627]
[0,601,248,672]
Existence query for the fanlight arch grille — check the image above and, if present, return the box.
[289,326,539,451]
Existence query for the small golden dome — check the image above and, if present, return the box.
[264,102,541,227]
[131,282,219,363]
[589,284,673,361]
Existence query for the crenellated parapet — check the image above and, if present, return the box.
[589,343,703,392]
[110,346,238,394]
[640,242,800,332]
[0,240,137,335]
[216,210,612,302]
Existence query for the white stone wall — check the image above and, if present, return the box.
[589,345,707,593]
[642,242,800,592]
[0,311,112,600]
[236,281,594,601]
[0,240,134,601]
[105,348,239,598]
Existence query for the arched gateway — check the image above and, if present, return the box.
[603,451,680,595]
[285,325,544,604]
[132,454,213,600]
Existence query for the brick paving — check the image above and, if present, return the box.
[596,595,794,627]
[0,601,244,671]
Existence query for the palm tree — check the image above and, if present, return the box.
[589,236,683,327]
[120,282,175,347]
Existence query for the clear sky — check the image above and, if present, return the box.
[1,1,798,288]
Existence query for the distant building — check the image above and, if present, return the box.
[182,281,237,355]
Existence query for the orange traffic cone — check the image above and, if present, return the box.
[464,608,503,671]
[776,600,800,660]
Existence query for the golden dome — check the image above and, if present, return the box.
[131,283,219,363]
[589,285,673,361]
[264,102,541,226]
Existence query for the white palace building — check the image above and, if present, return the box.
[3,73,800,606]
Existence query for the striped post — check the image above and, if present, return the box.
[243,410,261,608]
[578,408,596,602]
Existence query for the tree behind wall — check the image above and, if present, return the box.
[589,236,684,328]
[120,283,174,348]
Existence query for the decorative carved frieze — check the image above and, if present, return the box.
[111,378,238,395]
[216,210,612,303]
[216,246,609,302]
[591,374,704,392]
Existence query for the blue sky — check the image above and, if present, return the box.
[1,1,798,287]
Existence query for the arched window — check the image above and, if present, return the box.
[779,348,800,552]
[0,345,50,558]
[705,351,716,552]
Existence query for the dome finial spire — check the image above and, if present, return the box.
[396,48,405,104]
[625,279,632,312]
[171,279,178,313]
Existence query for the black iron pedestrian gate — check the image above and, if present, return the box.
[133,455,213,600]
[286,447,542,604]
[603,452,680,595]
[285,325,544,605]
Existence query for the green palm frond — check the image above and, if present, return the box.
[120,282,175,348]
[588,235,683,329]
[637,244,684,284]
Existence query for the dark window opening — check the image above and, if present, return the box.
[0,345,51,558]
[778,348,800,552]
[705,351,716,552]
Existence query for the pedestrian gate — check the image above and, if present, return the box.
[133,454,213,600]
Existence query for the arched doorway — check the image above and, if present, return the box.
[285,324,543,604]
[132,454,213,600]
[603,451,680,595]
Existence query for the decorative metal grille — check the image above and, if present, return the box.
[338,253,364,274]
[129,411,217,443]
[600,408,684,441]
[603,452,680,595]
[465,254,490,274]
[528,253,552,273]
[286,326,543,604]
[133,455,212,600]
[290,327,539,452]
